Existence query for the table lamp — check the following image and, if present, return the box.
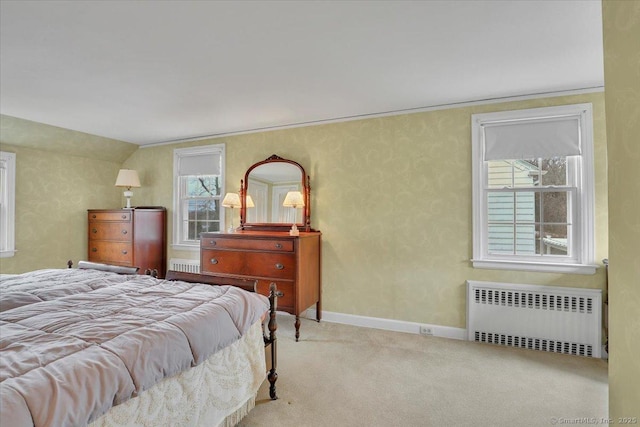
[282,191,305,236]
[115,169,141,209]
[222,192,241,233]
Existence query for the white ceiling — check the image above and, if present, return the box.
[0,1,604,146]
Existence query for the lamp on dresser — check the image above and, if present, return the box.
[222,192,241,233]
[283,191,305,236]
[115,169,141,209]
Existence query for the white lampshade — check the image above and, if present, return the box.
[115,169,141,189]
[283,191,305,208]
[222,193,241,208]
[245,195,255,208]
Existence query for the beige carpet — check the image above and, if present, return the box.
[239,315,608,427]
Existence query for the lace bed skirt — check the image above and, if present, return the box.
[90,321,266,427]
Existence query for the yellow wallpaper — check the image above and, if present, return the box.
[603,0,640,418]
[0,115,139,273]
[0,143,123,273]
[126,92,608,330]
[1,115,138,164]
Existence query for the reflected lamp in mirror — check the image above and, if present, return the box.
[222,192,241,233]
[115,169,141,209]
[283,191,305,236]
[245,195,255,208]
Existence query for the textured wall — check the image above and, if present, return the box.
[0,144,123,273]
[126,91,608,330]
[0,115,138,163]
[0,115,138,273]
[602,0,640,418]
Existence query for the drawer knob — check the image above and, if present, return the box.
[275,243,282,249]
[92,214,97,219]
[92,228,97,233]
[91,248,97,252]
[210,258,218,265]
[275,263,284,270]
[122,215,127,219]
[209,241,216,246]
[122,250,128,255]
[121,230,128,235]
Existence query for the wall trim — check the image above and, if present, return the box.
[141,86,604,148]
[303,308,467,341]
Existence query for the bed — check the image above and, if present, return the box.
[0,262,279,427]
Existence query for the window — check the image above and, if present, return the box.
[172,145,225,249]
[0,151,16,258]
[471,104,596,274]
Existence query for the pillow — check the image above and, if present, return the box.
[77,261,139,275]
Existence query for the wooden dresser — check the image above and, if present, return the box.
[88,208,167,278]
[200,230,321,341]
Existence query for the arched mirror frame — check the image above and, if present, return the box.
[240,154,312,232]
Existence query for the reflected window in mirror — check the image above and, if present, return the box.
[247,178,301,223]
[246,179,268,223]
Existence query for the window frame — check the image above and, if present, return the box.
[172,144,225,251]
[0,151,16,258]
[471,104,596,274]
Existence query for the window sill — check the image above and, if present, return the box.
[171,243,200,252]
[472,259,598,275]
[0,249,17,258]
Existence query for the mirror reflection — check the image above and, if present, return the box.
[246,163,303,224]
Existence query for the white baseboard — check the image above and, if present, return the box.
[302,308,466,341]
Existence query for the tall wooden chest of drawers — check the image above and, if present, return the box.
[200,231,321,341]
[88,208,167,278]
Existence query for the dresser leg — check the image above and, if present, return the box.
[316,300,322,322]
[295,316,300,342]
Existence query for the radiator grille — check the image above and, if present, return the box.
[473,331,593,357]
[467,281,602,358]
[474,288,594,313]
[168,258,201,273]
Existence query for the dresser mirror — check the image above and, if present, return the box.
[240,154,311,231]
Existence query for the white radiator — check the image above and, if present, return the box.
[168,258,201,273]
[467,280,602,358]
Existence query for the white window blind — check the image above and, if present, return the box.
[178,153,221,176]
[483,116,581,160]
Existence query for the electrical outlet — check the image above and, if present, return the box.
[419,325,433,336]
